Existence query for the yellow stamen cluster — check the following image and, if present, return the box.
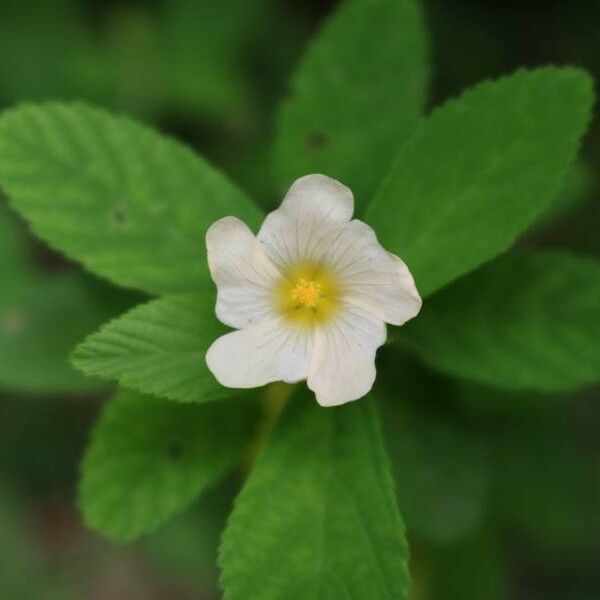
[275,262,340,327]
[290,278,322,309]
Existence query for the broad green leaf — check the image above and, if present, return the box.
[377,363,488,544]
[80,389,258,542]
[401,252,600,391]
[220,392,410,600]
[0,202,136,395]
[0,102,263,295]
[275,0,428,210]
[72,294,228,403]
[366,67,594,296]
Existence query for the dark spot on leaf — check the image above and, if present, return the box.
[109,203,128,227]
[307,133,329,150]
[167,439,184,461]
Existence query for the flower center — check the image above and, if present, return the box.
[290,278,322,308]
[275,262,340,327]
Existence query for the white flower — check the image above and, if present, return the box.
[205,174,422,407]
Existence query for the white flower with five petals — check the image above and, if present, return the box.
[205,174,422,407]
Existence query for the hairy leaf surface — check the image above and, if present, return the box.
[220,392,410,599]
[402,252,600,391]
[0,102,262,294]
[72,294,229,403]
[80,390,258,542]
[275,0,428,210]
[367,67,594,296]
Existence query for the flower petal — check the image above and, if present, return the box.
[307,305,387,407]
[258,174,353,268]
[280,174,354,223]
[206,317,313,388]
[206,217,280,329]
[324,220,422,326]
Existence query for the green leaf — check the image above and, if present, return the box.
[401,251,600,391]
[80,389,258,542]
[72,294,228,403]
[220,391,410,600]
[274,0,428,210]
[0,202,136,395]
[366,67,594,297]
[0,102,263,295]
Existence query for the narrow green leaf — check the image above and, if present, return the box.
[220,392,410,600]
[72,294,228,403]
[0,102,263,295]
[80,389,258,542]
[275,0,428,210]
[401,252,600,391]
[366,67,594,296]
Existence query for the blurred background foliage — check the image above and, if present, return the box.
[1,1,599,598]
